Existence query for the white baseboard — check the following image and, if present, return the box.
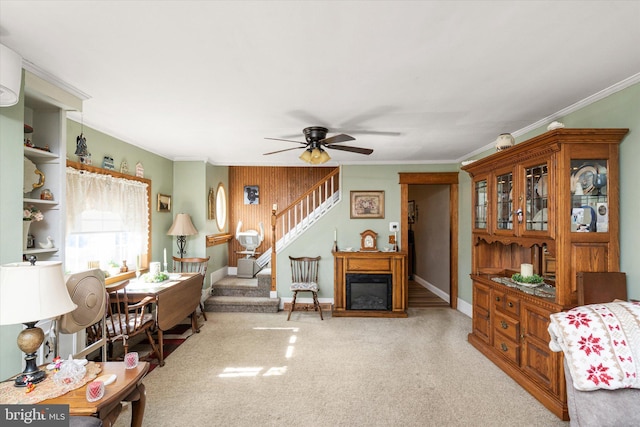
[412,275,451,303]
[457,298,472,318]
[412,275,471,318]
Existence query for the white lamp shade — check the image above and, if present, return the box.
[167,213,198,236]
[0,262,77,325]
[0,44,23,107]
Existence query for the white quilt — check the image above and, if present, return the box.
[548,301,640,391]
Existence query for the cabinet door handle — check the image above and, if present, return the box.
[501,343,508,352]
[508,302,514,308]
[495,296,501,302]
[501,320,508,329]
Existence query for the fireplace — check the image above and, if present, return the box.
[346,273,392,311]
[333,251,407,317]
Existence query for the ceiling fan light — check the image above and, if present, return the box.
[299,150,312,163]
[311,148,322,159]
[318,150,331,164]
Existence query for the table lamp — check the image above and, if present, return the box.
[0,259,77,386]
[167,213,198,257]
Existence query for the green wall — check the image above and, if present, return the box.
[206,163,230,272]
[0,81,26,379]
[515,82,640,298]
[65,120,175,265]
[277,163,459,300]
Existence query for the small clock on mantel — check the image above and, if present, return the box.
[360,229,378,251]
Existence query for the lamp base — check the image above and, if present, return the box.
[14,322,47,387]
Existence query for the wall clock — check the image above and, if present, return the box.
[360,229,378,251]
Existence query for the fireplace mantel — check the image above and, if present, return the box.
[333,251,408,318]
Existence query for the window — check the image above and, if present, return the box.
[65,165,151,281]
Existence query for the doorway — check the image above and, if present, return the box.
[399,173,458,309]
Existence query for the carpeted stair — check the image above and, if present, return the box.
[205,270,280,313]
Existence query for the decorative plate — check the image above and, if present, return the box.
[535,175,548,197]
[571,164,597,195]
[23,157,45,194]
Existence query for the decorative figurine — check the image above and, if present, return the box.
[135,161,144,178]
[102,156,115,170]
[120,160,129,174]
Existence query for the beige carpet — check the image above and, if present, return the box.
[114,309,569,427]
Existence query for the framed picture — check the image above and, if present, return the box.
[157,193,171,212]
[350,191,385,219]
[244,185,259,205]
[408,200,416,224]
[208,187,215,220]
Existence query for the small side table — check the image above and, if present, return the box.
[41,362,149,427]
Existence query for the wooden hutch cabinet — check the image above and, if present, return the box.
[461,128,628,420]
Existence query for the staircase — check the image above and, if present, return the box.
[206,167,341,313]
[204,269,279,313]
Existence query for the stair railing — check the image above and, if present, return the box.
[269,167,341,291]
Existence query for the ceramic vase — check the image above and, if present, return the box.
[23,221,31,251]
[495,133,515,151]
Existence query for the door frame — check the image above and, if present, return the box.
[399,172,459,309]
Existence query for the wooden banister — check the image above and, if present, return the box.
[270,168,340,291]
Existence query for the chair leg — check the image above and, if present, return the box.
[312,291,323,320]
[147,329,163,367]
[287,291,298,321]
[199,302,208,321]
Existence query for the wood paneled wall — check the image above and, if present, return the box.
[228,166,336,266]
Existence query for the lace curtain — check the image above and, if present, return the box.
[66,167,149,253]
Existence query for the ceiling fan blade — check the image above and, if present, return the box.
[321,134,355,145]
[326,144,373,155]
[265,137,307,145]
[263,146,306,155]
[345,130,402,136]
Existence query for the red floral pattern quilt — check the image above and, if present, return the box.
[548,301,640,391]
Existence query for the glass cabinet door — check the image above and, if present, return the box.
[474,179,488,230]
[495,172,513,231]
[570,159,608,232]
[525,164,548,231]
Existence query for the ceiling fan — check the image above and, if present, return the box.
[263,126,373,164]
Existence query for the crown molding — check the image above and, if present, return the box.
[22,59,91,101]
[458,73,640,163]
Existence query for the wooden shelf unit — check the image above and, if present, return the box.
[461,128,628,420]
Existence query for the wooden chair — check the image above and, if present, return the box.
[577,271,627,305]
[95,280,160,360]
[172,256,210,321]
[287,256,322,321]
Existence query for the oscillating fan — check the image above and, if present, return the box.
[56,268,108,359]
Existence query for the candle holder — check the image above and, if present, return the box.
[163,262,168,273]
[332,241,338,252]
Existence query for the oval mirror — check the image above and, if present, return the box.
[215,182,227,231]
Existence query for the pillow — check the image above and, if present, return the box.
[548,301,640,391]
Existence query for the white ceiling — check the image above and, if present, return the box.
[2,1,639,166]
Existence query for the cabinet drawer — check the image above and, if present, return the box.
[503,294,520,317]
[493,289,506,312]
[493,311,520,342]
[494,331,520,364]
